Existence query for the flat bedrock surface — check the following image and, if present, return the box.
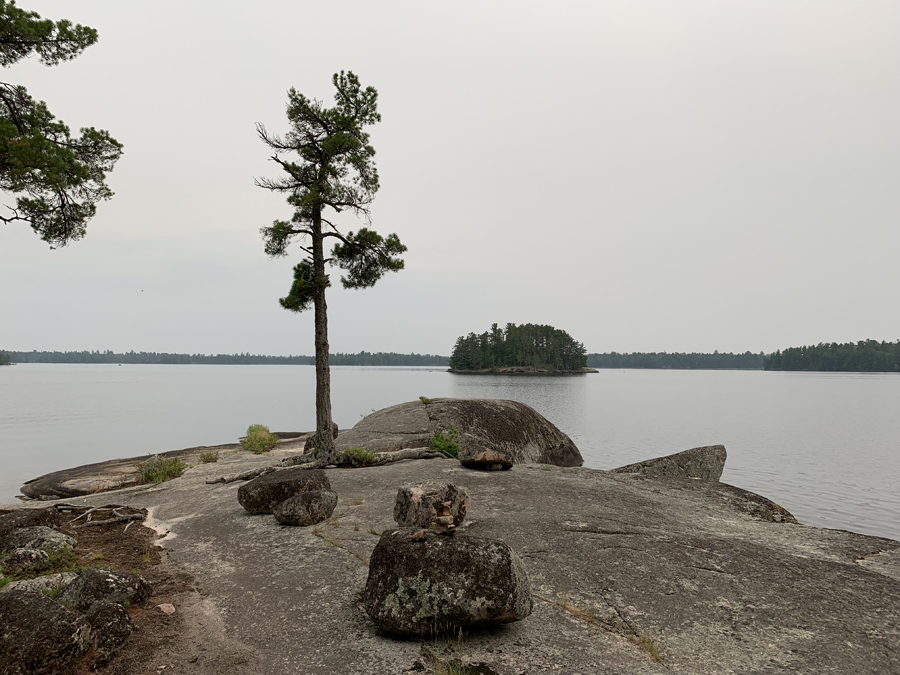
[5,447,899,675]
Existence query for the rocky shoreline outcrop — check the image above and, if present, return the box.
[4,400,899,674]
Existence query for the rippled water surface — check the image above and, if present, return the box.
[1,364,897,540]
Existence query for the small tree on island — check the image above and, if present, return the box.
[256,71,406,466]
[0,1,122,247]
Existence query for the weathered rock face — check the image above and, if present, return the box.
[429,398,583,469]
[237,468,331,515]
[273,490,338,526]
[0,590,93,675]
[59,568,152,612]
[0,571,78,595]
[336,398,583,468]
[610,444,727,481]
[393,483,470,529]
[85,601,134,663]
[1,524,76,553]
[364,528,533,635]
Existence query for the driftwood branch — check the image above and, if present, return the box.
[206,447,449,483]
[205,466,277,484]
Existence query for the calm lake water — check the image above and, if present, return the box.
[1,364,898,541]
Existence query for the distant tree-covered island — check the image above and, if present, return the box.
[0,351,10,366]
[448,323,592,373]
[1,350,449,367]
[764,340,900,372]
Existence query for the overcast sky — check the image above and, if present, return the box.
[1,1,898,356]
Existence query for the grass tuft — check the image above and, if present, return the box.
[340,447,381,467]
[240,424,280,454]
[134,456,189,484]
[430,424,459,459]
[199,450,220,463]
[419,395,433,405]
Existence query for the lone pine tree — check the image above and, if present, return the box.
[0,0,122,247]
[256,71,406,465]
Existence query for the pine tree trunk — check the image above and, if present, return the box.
[311,207,336,461]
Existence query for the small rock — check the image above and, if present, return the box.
[158,603,176,614]
[85,601,134,663]
[273,490,338,526]
[0,590,93,675]
[0,571,78,595]
[364,528,533,635]
[59,568,152,612]
[237,468,331,515]
[2,547,50,573]
[393,483,470,530]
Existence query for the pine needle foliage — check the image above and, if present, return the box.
[0,0,122,246]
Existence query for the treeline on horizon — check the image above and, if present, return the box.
[586,351,765,370]
[0,350,450,367]
[449,323,588,371]
[763,340,900,372]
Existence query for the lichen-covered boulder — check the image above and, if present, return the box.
[59,568,152,612]
[393,483,470,529]
[2,546,50,573]
[85,601,134,663]
[0,571,78,595]
[237,468,331,515]
[336,398,583,468]
[1,525,76,553]
[364,529,533,635]
[0,507,61,541]
[0,590,93,675]
[273,490,338,526]
[610,445,727,481]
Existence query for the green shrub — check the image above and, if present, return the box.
[341,447,381,467]
[241,424,280,454]
[419,395,433,405]
[430,423,459,459]
[134,456,189,484]
[199,450,220,463]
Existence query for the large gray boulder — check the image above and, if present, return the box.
[0,571,78,595]
[393,482,470,529]
[0,508,62,541]
[84,601,134,663]
[336,398,583,468]
[363,528,533,635]
[610,444,727,481]
[0,590,93,675]
[237,468,331,515]
[59,568,152,612]
[1,525,76,554]
[273,490,338,526]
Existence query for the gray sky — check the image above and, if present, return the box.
[1,1,898,356]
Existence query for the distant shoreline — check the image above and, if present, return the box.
[449,367,599,375]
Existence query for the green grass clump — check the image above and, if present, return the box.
[240,424,280,454]
[341,447,381,467]
[134,455,189,484]
[419,395,433,405]
[199,450,220,463]
[430,423,459,459]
